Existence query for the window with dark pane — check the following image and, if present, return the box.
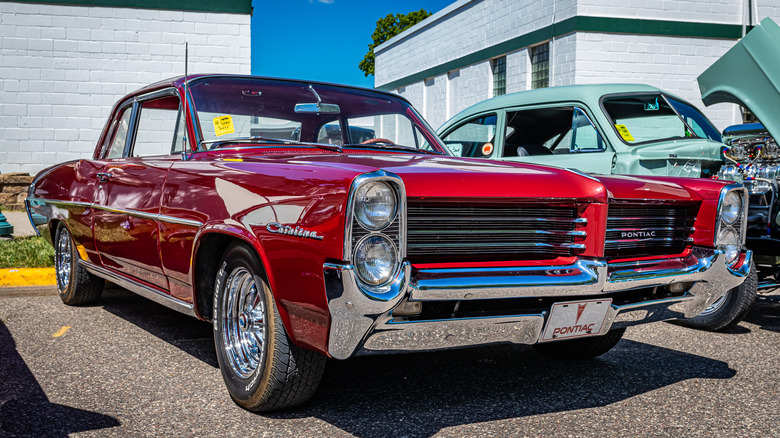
[531,43,549,89]
[492,56,506,96]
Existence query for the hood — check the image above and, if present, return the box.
[698,17,780,141]
[203,151,610,202]
[591,174,722,202]
[629,138,723,162]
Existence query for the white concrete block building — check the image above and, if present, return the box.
[0,0,252,175]
[374,0,777,131]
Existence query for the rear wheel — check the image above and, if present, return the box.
[54,223,104,305]
[677,260,758,332]
[213,242,325,412]
[533,328,625,360]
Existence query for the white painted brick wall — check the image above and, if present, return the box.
[505,48,529,93]
[571,32,740,130]
[577,0,743,24]
[0,2,251,175]
[375,0,577,89]
[423,74,448,127]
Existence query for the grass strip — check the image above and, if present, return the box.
[0,236,55,268]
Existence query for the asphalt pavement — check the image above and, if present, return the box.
[0,285,778,437]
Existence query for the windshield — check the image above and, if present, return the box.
[602,93,721,144]
[187,77,445,153]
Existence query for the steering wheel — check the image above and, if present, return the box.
[361,138,395,145]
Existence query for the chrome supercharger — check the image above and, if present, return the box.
[716,132,780,285]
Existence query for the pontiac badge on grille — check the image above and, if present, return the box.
[266,222,324,240]
[621,230,657,238]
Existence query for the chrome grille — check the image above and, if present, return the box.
[406,202,586,262]
[606,204,697,258]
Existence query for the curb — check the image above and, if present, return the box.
[0,268,56,287]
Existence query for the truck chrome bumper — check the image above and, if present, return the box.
[324,247,751,359]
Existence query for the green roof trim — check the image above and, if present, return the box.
[377,16,746,91]
[12,0,252,14]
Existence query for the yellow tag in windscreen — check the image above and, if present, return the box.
[213,115,235,137]
[615,124,635,142]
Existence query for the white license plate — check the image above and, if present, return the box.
[540,299,613,342]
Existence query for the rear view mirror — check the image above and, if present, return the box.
[294,103,341,114]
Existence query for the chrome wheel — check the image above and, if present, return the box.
[699,293,728,317]
[221,266,267,379]
[56,226,72,291]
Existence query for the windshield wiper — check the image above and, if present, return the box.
[201,137,342,152]
[344,143,443,155]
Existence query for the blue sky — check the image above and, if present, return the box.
[250,0,454,88]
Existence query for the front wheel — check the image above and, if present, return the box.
[533,328,625,360]
[212,242,326,412]
[676,260,758,332]
[54,223,104,305]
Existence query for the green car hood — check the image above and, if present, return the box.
[698,17,780,141]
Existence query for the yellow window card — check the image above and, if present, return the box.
[615,124,635,142]
[213,115,235,137]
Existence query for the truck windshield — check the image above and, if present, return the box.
[602,94,721,145]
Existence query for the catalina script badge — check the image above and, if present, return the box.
[540,299,612,342]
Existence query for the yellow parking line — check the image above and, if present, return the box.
[52,326,71,337]
[0,268,56,287]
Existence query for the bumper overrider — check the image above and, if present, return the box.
[324,247,751,360]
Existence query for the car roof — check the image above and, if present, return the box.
[452,83,669,116]
[126,74,410,103]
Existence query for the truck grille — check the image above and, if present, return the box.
[605,203,697,259]
[406,201,586,263]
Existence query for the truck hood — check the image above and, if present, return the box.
[698,17,780,141]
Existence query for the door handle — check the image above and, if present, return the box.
[96,173,113,183]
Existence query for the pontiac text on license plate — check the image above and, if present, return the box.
[540,299,612,342]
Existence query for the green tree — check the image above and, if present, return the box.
[359,9,432,77]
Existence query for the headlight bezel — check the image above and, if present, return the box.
[714,184,748,264]
[344,170,406,292]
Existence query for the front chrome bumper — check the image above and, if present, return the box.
[324,247,751,359]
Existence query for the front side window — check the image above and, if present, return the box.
[106,108,132,159]
[440,114,497,158]
[188,77,445,153]
[602,94,719,145]
[503,106,604,157]
[132,95,184,157]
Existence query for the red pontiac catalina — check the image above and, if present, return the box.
[26,75,751,411]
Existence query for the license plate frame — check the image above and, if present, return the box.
[540,299,613,342]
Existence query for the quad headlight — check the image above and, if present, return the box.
[354,235,398,285]
[715,186,747,264]
[720,190,742,225]
[347,171,405,291]
[354,181,397,230]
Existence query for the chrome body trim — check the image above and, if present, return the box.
[79,259,196,317]
[25,197,204,228]
[324,246,751,359]
[24,198,41,237]
[409,258,608,301]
